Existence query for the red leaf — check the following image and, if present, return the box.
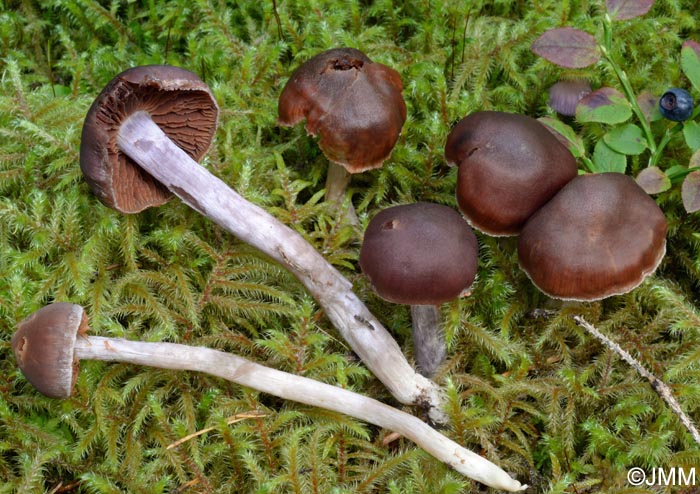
[606,0,654,20]
[682,170,700,213]
[683,40,700,58]
[635,167,670,195]
[531,28,600,69]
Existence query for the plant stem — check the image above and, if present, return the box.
[115,111,446,422]
[73,334,526,491]
[573,315,700,446]
[410,305,445,378]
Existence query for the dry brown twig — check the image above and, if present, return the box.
[573,315,700,445]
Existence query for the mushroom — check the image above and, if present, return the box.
[518,172,667,300]
[359,203,478,377]
[277,48,407,223]
[445,111,578,236]
[11,303,526,492]
[78,65,445,421]
[548,79,592,117]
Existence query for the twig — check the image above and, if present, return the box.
[167,411,267,450]
[573,315,700,445]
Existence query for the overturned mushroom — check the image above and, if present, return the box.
[278,48,407,221]
[360,203,478,377]
[78,65,444,421]
[445,111,578,236]
[12,303,526,492]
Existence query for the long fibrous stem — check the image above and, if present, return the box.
[115,111,445,422]
[72,334,525,491]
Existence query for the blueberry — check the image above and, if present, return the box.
[659,88,694,122]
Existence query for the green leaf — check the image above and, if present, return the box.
[635,167,671,194]
[681,170,700,212]
[683,120,700,152]
[603,124,647,155]
[681,40,700,93]
[591,140,627,173]
[531,28,600,69]
[537,117,586,158]
[577,87,632,124]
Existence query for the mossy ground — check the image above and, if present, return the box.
[1,1,700,492]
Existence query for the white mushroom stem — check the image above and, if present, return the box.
[116,111,445,422]
[73,334,525,491]
[410,305,446,378]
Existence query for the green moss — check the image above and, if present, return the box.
[1,0,700,492]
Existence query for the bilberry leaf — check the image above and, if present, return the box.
[577,87,632,124]
[683,121,700,152]
[591,140,627,173]
[606,0,654,21]
[603,124,647,155]
[681,41,700,94]
[538,117,586,158]
[682,170,700,213]
[531,28,600,69]
[635,167,671,194]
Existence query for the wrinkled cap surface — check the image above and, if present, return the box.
[518,173,667,301]
[445,111,578,236]
[11,303,86,399]
[80,65,219,213]
[548,80,592,116]
[278,48,407,173]
[359,202,478,305]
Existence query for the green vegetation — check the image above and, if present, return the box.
[1,0,700,492]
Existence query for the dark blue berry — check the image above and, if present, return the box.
[659,88,694,122]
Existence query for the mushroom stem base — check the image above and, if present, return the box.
[114,111,445,422]
[325,161,359,227]
[73,335,525,492]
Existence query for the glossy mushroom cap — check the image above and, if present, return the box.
[359,202,478,305]
[80,65,219,213]
[518,173,667,301]
[445,111,578,236]
[277,48,407,173]
[11,302,87,398]
[548,80,592,116]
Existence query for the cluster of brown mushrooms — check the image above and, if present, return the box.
[11,47,669,492]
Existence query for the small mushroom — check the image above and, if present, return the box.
[359,203,478,377]
[518,172,667,300]
[548,79,592,117]
[445,111,578,236]
[278,48,407,222]
[12,303,526,492]
[78,65,445,421]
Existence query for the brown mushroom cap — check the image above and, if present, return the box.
[359,202,478,305]
[445,111,578,236]
[518,173,667,301]
[277,48,407,173]
[80,65,219,213]
[548,80,592,117]
[11,302,87,399]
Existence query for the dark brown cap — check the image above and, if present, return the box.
[518,173,667,301]
[548,80,592,116]
[80,65,219,213]
[445,111,578,236]
[277,48,406,173]
[11,303,87,398]
[359,202,478,305]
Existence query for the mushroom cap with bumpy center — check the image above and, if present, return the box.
[518,172,667,301]
[359,202,478,305]
[11,302,87,399]
[80,65,219,214]
[445,111,578,236]
[277,48,407,172]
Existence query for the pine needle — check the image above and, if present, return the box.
[166,410,267,450]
